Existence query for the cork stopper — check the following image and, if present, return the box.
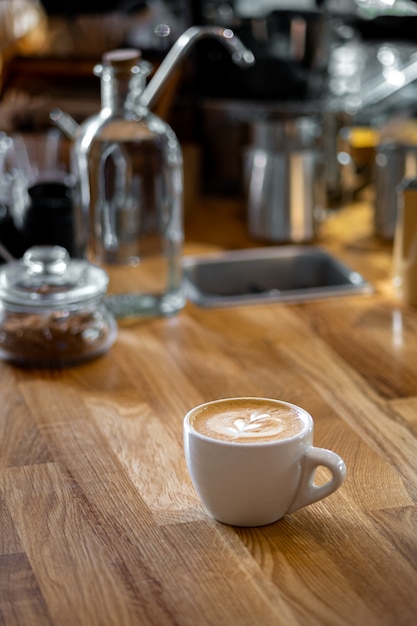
[102,49,142,70]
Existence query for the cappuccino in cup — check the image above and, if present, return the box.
[189,397,305,443]
[184,397,346,527]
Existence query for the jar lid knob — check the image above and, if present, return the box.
[23,246,69,276]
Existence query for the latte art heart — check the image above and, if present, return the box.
[228,411,285,438]
[190,399,305,443]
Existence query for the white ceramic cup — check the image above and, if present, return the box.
[183,397,346,527]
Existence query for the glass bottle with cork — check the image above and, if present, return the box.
[72,48,184,319]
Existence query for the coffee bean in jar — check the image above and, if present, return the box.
[0,246,117,367]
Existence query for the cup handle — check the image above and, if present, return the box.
[287,447,346,514]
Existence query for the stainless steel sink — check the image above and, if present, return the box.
[182,246,372,308]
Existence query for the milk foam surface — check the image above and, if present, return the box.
[190,399,305,443]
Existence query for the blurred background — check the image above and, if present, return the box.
[3,0,417,253]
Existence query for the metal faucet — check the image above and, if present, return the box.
[50,25,255,137]
[141,25,255,109]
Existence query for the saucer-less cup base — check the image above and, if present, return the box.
[183,398,346,527]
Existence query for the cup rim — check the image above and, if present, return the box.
[183,396,312,446]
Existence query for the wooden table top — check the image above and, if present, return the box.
[1,197,417,626]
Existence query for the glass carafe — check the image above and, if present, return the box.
[72,49,184,319]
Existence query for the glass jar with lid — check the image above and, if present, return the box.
[0,246,117,367]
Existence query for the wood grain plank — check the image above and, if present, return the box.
[236,501,417,626]
[0,463,172,626]
[149,305,320,405]
[236,518,377,626]
[146,520,300,626]
[0,553,53,626]
[389,396,417,434]
[85,394,202,525]
[0,367,52,468]
[295,299,417,400]
[0,495,22,555]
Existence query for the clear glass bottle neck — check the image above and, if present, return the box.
[101,67,149,115]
